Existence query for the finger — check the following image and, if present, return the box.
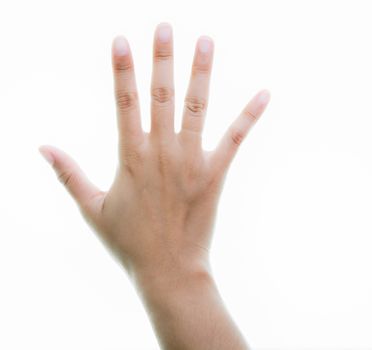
[210,89,271,173]
[112,36,144,149]
[180,36,214,137]
[150,22,175,138]
[39,145,105,216]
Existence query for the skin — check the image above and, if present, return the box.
[39,22,270,350]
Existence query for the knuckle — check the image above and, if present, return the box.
[244,109,258,122]
[230,128,245,146]
[58,170,73,187]
[116,90,138,111]
[114,59,133,72]
[121,149,144,175]
[157,152,169,172]
[155,147,174,175]
[154,50,172,61]
[151,86,174,105]
[192,64,210,76]
[184,96,206,116]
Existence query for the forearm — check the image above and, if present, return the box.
[131,260,249,350]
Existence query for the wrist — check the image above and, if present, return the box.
[127,252,249,350]
[131,255,215,305]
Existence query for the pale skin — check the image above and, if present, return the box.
[39,22,270,350]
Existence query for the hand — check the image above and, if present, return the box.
[39,22,270,349]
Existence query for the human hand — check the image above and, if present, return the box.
[39,22,270,280]
[39,22,270,349]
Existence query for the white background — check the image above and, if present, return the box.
[1,0,372,349]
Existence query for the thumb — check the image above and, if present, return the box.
[39,145,105,217]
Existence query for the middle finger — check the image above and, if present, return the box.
[150,23,175,139]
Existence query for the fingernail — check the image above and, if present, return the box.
[157,24,172,43]
[198,36,212,54]
[39,147,54,166]
[113,36,129,56]
[258,90,271,104]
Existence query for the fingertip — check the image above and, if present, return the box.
[156,21,172,29]
[197,35,214,53]
[38,145,55,166]
[192,36,214,73]
[112,35,129,57]
[257,89,271,105]
[155,22,173,44]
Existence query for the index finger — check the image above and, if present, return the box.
[112,36,144,149]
